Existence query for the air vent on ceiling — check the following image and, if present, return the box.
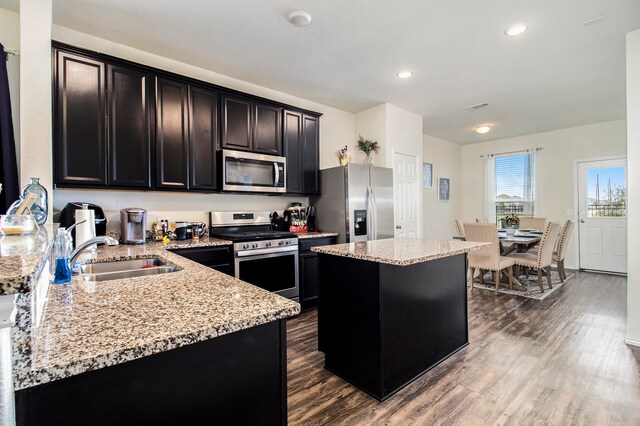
[464,102,489,112]
[584,15,603,26]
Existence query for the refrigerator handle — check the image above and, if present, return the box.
[368,185,377,240]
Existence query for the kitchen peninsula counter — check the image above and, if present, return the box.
[313,237,487,401]
[8,236,298,425]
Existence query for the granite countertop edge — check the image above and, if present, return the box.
[311,239,491,266]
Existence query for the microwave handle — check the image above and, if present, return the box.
[273,162,280,187]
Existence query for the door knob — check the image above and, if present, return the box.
[580,219,585,223]
[395,225,402,229]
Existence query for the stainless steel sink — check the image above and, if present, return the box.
[79,258,178,282]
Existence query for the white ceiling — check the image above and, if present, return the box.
[6,0,640,144]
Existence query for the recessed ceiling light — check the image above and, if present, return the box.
[288,11,312,27]
[504,23,528,37]
[475,126,491,134]
[396,70,413,79]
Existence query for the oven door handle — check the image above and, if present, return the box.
[273,162,280,187]
[236,245,298,257]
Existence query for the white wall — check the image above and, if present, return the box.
[0,8,20,167]
[626,29,640,347]
[354,104,387,165]
[19,0,52,223]
[423,135,462,240]
[461,119,627,269]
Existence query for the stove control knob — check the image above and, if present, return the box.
[278,241,284,246]
[265,241,272,247]
[243,243,250,249]
[252,243,258,249]
[285,240,290,245]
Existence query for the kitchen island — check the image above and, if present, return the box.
[2,233,299,426]
[312,238,488,401]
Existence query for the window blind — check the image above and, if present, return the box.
[495,153,534,201]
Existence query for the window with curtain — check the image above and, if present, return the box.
[494,152,535,225]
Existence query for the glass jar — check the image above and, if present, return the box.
[7,177,48,225]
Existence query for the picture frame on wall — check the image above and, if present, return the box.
[423,163,433,188]
[438,177,450,202]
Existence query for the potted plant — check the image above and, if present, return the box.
[356,135,380,165]
[337,145,350,166]
[503,214,519,235]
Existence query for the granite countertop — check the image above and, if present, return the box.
[160,236,232,249]
[311,237,490,266]
[0,226,55,296]
[11,238,299,390]
[295,232,339,240]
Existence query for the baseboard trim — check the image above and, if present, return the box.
[625,337,640,348]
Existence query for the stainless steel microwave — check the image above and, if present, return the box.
[221,150,286,193]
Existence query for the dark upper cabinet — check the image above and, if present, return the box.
[107,65,153,188]
[253,102,282,155]
[222,95,283,155]
[189,86,219,190]
[302,115,319,194]
[283,110,320,195]
[283,111,303,194]
[54,50,107,186]
[221,95,252,151]
[156,77,189,189]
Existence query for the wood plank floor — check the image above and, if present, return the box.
[287,271,640,425]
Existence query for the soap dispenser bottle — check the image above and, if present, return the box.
[53,228,72,284]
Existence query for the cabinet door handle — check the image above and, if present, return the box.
[395,225,402,229]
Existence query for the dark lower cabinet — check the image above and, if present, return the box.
[156,77,189,189]
[170,245,232,275]
[189,86,219,190]
[299,236,337,310]
[54,50,107,186]
[283,110,320,195]
[15,321,288,426]
[107,64,153,188]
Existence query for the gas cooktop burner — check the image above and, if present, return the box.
[210,230,297,242]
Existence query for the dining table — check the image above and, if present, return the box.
[497,230,542,255]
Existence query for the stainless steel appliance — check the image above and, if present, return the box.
[209,211,299,300]
[221,150,286,193]
[313,164,394,244]
[120,208,147,244]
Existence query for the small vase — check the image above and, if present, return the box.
[339,155,350,166]
[8,177,48,225]
[363,154,374,166]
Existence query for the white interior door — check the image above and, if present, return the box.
[393,152,418,237]
[577,159,627,273]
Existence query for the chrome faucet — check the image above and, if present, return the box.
[69,236,119,268]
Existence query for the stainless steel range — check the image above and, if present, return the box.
[209,211,299,300]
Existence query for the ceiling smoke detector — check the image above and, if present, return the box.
[288,11,312,27]
[464,102,489,112]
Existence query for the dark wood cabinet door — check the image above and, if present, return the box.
[302,115,320,194]
[221,95,252,151]
[253,102,282,155]
[189,86,218,190]
[300,252,320,310]
[156,78,189,189]
[54,50,107,186]
[107,65,153,188]
[283,110,303,194]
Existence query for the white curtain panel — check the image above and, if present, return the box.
[484,156,496,221]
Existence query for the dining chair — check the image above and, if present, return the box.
[509,221,561,292]
[553,219,574,282]
[454,219,466,238]
[464,223,518,295]
[519,217,546,231]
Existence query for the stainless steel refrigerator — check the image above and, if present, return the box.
[313,163,394,244]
